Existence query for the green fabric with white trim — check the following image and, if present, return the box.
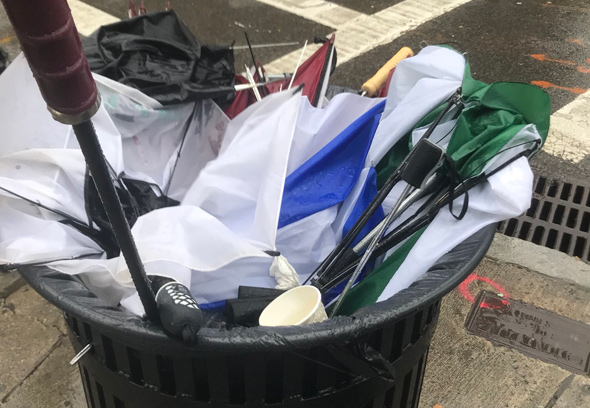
[346,50,550,315]
[334,227,425,315]
[376,58,550,184]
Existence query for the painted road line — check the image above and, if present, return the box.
[256,0,364,29]
[265,0,474,73]
[69,0,120,36]
[544,91,590,163]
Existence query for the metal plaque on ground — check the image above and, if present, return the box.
[465,290,590,375]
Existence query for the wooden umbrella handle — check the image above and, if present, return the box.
[361,47,414,97]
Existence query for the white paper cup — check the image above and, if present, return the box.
[259,286,328,326]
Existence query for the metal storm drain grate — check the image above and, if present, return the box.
[498,175,590,263]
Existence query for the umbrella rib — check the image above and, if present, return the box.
[463,139,542,178]
[330,183,414,316]
[308,89,464,286]
[244,64,262,101]
[313,39,335,107]
[0,251,104,272]
[318,145,535,294]
[288,40,308,90]
[244,31,268,97]
[0,185,90,228]
[164,101,199,196]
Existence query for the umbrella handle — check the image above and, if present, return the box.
[152,277,202,345]
[1,0,162,323]
[1,0,99,123]
[361,47,414,97]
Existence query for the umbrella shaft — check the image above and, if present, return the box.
[330,183,413,316]
[73,120,158,321]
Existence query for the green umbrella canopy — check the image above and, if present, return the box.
[376,58,551,186]
[338,53,551,316]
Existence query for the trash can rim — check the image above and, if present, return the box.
[17,224,495,354]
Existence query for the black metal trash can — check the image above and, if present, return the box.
[17,224,495,408]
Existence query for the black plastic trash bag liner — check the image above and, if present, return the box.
[83,11,236,108]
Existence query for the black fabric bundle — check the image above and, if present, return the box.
[83,11,236,108]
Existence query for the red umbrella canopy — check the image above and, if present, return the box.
[224,35,335,119]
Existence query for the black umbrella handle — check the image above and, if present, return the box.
[1,0,159,321]
[151,276,202,344]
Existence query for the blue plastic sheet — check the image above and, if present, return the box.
[278,101,385,228]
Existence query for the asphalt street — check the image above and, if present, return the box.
[84,0,590,109]
[69,0,590,180]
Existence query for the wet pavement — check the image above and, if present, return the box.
[4,0,589,116]
[82,0,590,119]
[83,0,330,75]
[332,0,590,113]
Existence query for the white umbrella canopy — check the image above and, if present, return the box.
[0,55,384,315]
[0,55,124,266]
[0,55,232,312]
[122,91,385,312]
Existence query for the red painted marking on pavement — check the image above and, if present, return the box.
[531,54,577,66]
[531,80,588,94]
[458,273,510,304]
[531,54,590,74]
[567,38,584,45]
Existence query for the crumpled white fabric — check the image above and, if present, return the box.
[100,91,306,310]
[0,52,383,315]
[369,46,466,164]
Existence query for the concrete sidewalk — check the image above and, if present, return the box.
[1,233,590,408]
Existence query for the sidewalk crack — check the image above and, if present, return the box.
[544,374,575,408]
[0,335,66,404]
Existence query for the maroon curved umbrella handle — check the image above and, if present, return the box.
[1,0,99,122]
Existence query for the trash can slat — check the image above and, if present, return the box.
[316,348,338,393]
[265,353,284,404]
[192,358,210,402]
[409,355,427,408]
[207,357,230,403]
[392,371,413,408]
[96,381,117,408]
[245,353,266,404]
[80,366,97,408]
[283,352,305,401]
[140,352,162,390]
[112,342,132,378]
[379,326,396,361]
[173,357,195,398]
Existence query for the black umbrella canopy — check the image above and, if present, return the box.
[83,10,236,108]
